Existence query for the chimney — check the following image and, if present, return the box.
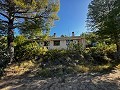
[53,33,56,37]
[72,32,74,37]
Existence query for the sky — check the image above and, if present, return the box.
[50,0,92,37]
[0,0,92,36]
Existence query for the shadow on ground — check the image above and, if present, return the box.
[0,69,120,90]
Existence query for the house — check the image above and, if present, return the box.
[40,32,86,50]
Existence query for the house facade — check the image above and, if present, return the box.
[40,32,86,50]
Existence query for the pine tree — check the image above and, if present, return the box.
[87,0,120,59]
[0,0,60,63]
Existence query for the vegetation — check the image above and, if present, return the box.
[87,0,120,59]
[0,0,60,63]
[0,0,120,79]
[32,42,117,77]
[0,36,8,77]
[0,32,119,78]
[14,35,47,62]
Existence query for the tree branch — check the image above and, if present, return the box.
[0,19,9,23]
[0,2,8,7]
[0,3,8,11]
[15,9,29,14]
[15,8,52,19]
[0,27,6,31]
[15,11,28,14]
[15,15,48,19]
[0,12,9,19]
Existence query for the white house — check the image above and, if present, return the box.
[39,32,86,50]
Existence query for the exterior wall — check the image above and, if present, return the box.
[81,38,86,48]
[60,40,67,49]
[49,40,61,49]
[49,40,67,49]
[49,40,54,49]
[73,40,78,44]
[39,37,86,50]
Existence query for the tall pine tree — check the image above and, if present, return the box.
[0,0,60,63]
[87,0,120,59]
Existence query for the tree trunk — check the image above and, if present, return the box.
[7,20,14,64]
[7,3,15,64]
[116,42,120,60]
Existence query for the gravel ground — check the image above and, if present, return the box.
[0,69,120,90]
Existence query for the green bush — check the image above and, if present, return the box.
[74,65,89,73]
[84,43,116,65]
[13,37,119,77]
[35,49,85,77]
[37,49,84,68]
[0,36,8,77]
[14,36,47,62]
[0,36,8,61]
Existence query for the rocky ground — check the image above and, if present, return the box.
[0,68,120,90]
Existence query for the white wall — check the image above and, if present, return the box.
[40,38,86,50]
[60,40,67,49]
[49,40,67,49]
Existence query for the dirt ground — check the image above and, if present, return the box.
[0,69,120,90]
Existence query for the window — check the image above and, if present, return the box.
[66,40,73,45]
[54,40,60,46]
[66,40,70,45]
[44,41,49,46]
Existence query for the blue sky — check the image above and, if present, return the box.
[50,0,92,36]
[0,0,92,36]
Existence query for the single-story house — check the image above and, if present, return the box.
[39,32,86,50]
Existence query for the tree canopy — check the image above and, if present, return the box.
[0,0,60,63]
[87,0,120,56]
[0,0,60,35]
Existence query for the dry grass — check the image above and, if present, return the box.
[4,60,35,77]
[74,65,89,73]
[74,64,112,73]
[115,64,120,70]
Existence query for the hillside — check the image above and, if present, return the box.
[0,65,120,90]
